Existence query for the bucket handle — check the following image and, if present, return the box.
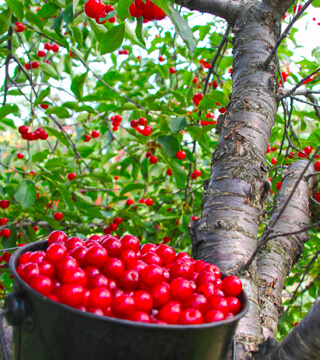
[0,308,10,360]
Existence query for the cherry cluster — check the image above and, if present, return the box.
[25,61,39,70]
[103,217,123,235]
[130,117,152,137]
[129,0,166,22]
[18,125,49,141]
[119,50,129,55]
[192,93,203,107]
[200,59,211,69]
[84,1,115,24]
[125,198,153,209]
[44,42,59,53]
[191,170,201,179]
[16,230,243,325]
[111,114,123,131]
[201,112,217,126]
[0,218,8,225]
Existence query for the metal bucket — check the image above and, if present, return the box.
[4,240,249,360]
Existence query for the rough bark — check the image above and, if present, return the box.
[188,1,281,358]
[262,299,320,360]
[175,0,241,22]
[256,161,318,340]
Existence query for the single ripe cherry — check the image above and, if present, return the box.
[14,22,25,33]
[176,151,186,160]
[54,212,63,221]
[67,173,76,181]
[84,0,105,18]
[91,130,100,138]
[222,275,242,297]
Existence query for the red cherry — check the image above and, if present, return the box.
[112,293,135,319]
[88,287,112,308]
[141,252,162,266]
[126,199,134,206]
[47,230,67,245]
[30,275,53,295]
[84,0,105,18]
[140,264,164,287]
[31,61,39,69]
[202,264,221,279]
[68,246,88,267]
[176,151,186,160]
[37,50,46,57]
[45,243,68,264]
[166,168,172,176]
[170,278,193,302]
[59,284,84,307]
[118,270,139,290]
[67,172,76,181]
[209,296,229,315]
[44,43,52,51]
[156,245,176,265]
[157,301,182,324]
[204,310,225,323]
[222,275,242,297]
[85,245,108,268]
[144,198,153,207]
[14,22,25,33]
[88,274,109,289]
[19,263,40,284]
[56,256,79,278]
[40,104,49,109]
[133,290,153,313]
[102,237,123,257]
[142,126,152,136]
[151,282,171,308]
[196,271,216,287]
[128,311,151,323]
[114,217,122,225]
[197,282,215,299]
[109,223,118,232]
[54,212,63,221]
[149,156,158,164]
[25,63,31,70]
[29,251,46,264]
[102,257,125,279]
[159,56,164,62]
[271,158,277,165]
[121,234,140,253]
[183,293,207,312]
[18,252,32,266]
[276,181,282,191]
[171,259,194,280]
[179,308,203,325]
[91,130,100,138]
[61,268,88,287]
[18,125,28,134]
[227,296,241,315]
[169,67,176,74]
[315,192,320,202]
[141,243,157,254]
[39,131,48,140]
[134,0,152,11]
[65,237,85,251]
[1,229,11,238]
[129,3,144,17]
[0,200,10,209]
[314,161,320,172]
[120,249,137,267]
[84,134,91,142]
[191,216,199,221]
[131,120,139,128]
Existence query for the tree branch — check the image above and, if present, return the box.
[264,299,320,360]
[174,0,240,22]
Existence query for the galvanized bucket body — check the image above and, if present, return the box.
[6,240,249,360]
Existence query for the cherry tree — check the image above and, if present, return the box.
[0,0,320,359]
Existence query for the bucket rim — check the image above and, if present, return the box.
[9,239,249,330]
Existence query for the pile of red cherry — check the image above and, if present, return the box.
[16,231,243,325]
[18,125,48,141]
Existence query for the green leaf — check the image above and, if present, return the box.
[25,11,43,29]
[45,106,70,119]
[71,73,87,99]
[39,62,59,80]
[153,1,196,54]
[54,182,75,211]
[37,3,60,18]
[53,12,63,33]
[44,126,71,148]
[157,135,180,158]
[120,183,146,196]
[71,25,83,47]
[5,0,23,21]
[135,16,145,46]
[313,0,320,7]
[0,104,19,118]
[199,91,227,110]
[161,154,187,188]
[169,117,186,134]
[100,23,126,55]
[32,149,50,163]
[73,0,79,14]
[0,9,11,35]
[118,0,132,21]
[14,180,37,209]
[63,3,74,25]
[34,87,50,106]
[0,118,16,129]
[27,225,37,243]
